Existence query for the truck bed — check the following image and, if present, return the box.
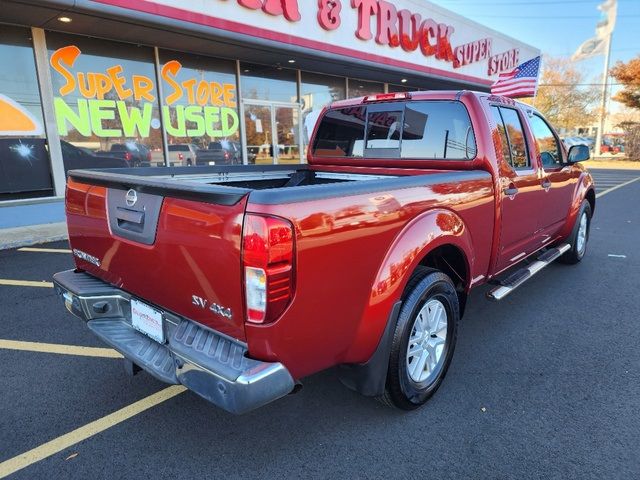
[65,163,493,347]
[68,164,481,206]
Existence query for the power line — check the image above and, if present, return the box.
[472,14,640,19]
[538,83,625,87]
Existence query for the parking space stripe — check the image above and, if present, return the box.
[596,176,640,199]
[17,247,72,254]
[0,385,187,478]
[0,339,122,359]
[0,279,53,288]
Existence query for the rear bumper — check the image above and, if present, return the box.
[52,269,294,414]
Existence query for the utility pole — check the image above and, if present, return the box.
[594,31,613,157]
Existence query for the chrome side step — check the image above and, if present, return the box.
[487,244,571,301]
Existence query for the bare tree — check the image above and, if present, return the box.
[524,57,600,131]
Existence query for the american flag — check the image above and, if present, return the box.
[491,56,541,98]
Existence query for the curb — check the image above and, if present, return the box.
[0,223,68,250]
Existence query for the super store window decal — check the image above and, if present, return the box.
[49,46,240,140]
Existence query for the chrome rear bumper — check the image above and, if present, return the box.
[53,269,294,414]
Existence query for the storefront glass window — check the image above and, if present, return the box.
[388,84,415,93]
[0,26,53,200]
[348,79,384,98]
[158,50,241,166]
[300,72,345,150]
[47,33,164,168]
[240,63,298,103]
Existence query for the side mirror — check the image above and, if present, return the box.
[568,144,590,164]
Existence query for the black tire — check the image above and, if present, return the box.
[559,200,592,265]
[379,267,459,410]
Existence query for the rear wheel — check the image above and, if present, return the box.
[559,200,592,264]
[379,267,459,410]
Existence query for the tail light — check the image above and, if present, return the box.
[178,153,184,161]
[242,214,295,324]
[224,151,230,160]
[147,151,152,161]
[124,152,132,161]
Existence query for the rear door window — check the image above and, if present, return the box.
[491,106,530,169]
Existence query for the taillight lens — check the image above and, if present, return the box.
[178,153,184,160]
[242,214,295,324]
[124,152,132,161]
[224,151,230,160]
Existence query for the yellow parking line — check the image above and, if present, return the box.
[18,247,72,254]
[596,176,640,198]
[0,385,187,478]
[0,279,53,288]
[0,339,122,359]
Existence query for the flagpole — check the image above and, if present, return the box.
[595,31,613,157]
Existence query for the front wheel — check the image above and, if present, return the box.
[379,267,459,410]
[559,200,592,264]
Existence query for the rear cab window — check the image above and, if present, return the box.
[312,101,476,160]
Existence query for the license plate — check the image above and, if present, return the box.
[131,299,164,343]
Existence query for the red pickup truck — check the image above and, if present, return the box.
[54,91,595,414]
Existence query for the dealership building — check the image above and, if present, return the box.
[0,0,538,233]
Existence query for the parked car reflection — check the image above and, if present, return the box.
[60,140,129,170]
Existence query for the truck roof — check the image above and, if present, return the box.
[328,90,529,110]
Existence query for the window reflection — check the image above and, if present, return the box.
[491,106,529,169]
[366,110,402,149]
[530,115,562,167]
[491,106,512,166]
[348,79,384,98]
[0,26,52,200]
[159,50,240,166]
[301,72,345,152]
[497,107,529,168]
[312,107,365,157]
[240,63,298,103]
[401,102,476,160]
[47,33,164,168]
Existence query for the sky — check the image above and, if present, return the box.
[435,0,640,111]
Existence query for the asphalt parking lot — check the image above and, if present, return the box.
[0,169,639,479]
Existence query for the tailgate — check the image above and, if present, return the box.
[65,170,250,341]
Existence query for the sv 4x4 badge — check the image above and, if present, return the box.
[192,295,233,320]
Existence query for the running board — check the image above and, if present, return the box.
[487,244,571,301]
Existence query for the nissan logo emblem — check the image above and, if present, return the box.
[125,189,138,207]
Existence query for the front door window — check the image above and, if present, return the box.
[529,115,563,168]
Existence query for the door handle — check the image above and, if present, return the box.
[503,184,519,196]
[541,178,552,190]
